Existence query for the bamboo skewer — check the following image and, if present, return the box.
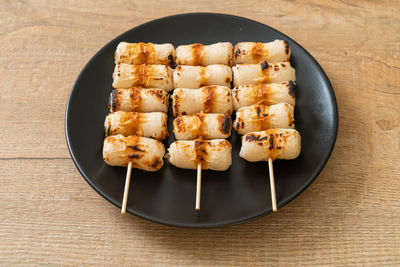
[196,161,202,211]
[268,158,277,212]
[121,161,133,214]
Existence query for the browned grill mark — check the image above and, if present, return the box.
[260,61,269,70]
[107,111,143,137]
[174,116,186,133]
[202,86,215,113]
[244,133,259,141]
[199,67,208,87]
[244,133,270,142]
[129,87,142,111]
[105,120,111,137]
[255,105,271,130]
[234,115,244,130]
[283,40,290,55]
[256,106,262,117]
[268,134,274,149]
[149,158,162,169]
[128,145,144,152]
[132,64,148,87]
[287,104,295,127]
[288,81,296,97]
[167,54,174,67]
[191,43,204,66]
[109,89,120,112]
[195,113,206,138]
[218,114,232,135]
[194,137,209,169]
[136,42,156,64]
[172,93,180,117]
[128,154,142,159]
[235,121,240,129]
[251,42,267,63]
[234,47,241,58]
[147,88,165,101]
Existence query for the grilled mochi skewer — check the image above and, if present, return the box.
[240,129,301,212]
[113,63,174,92]
[109,87,169,113]
[103,134,166,213]
[233,40,291,64]
[114,42,175,67]
[173,65,232,89]
[172,86,233,117]
[232,82,295,111]
[175,42,233,66]
[171,85,233,210]
[233,103,294,135]
[167,138,232,210]
[232,61,295,87]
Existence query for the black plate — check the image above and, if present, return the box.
[65,13,338,228]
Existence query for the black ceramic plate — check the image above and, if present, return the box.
[65,13,338,228]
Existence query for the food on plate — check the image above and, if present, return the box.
[173,65,232,89]
[168,138,232,171]
[172,86,233,116]
[112,63,174,91]
[175,42,233,66]
[234,103,294,135]
[239,129,301,162]
[104,111,168,140]
[173,113,232,140]
[233,40,290,64]
[232,81,295,110]
[232,61,295,87]
[114,42,175,66]
[103,134,165,171]
[109,87,169,113]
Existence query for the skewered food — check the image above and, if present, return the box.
[233,40,290,64]
[232,82,295,110]
[232,61,295,87]
[168,138,232,171]
[234,103,294,135]
[104,111,168,140]
[175,42,233,66]
[113,63,174,91]
[239,129,301,162]
[103,134,165,171]
[115,42,175,66]
[172,86,233,116]
[173,65,232,89]
[109,87,169,113]
[173,113,232,140]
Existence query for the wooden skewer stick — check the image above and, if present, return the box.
[121,161,133,214]
[195,161,202,211]
[268,158,277,212]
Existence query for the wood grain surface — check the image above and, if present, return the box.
[1,0,399,266]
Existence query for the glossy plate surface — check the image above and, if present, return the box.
[65,13,338,228]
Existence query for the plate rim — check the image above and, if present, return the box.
[65,12,339,228]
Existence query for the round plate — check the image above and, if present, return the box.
[65,13,338,228]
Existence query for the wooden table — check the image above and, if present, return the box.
[1,1,399,265]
